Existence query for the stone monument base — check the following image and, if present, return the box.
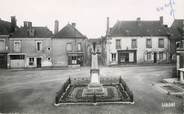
[82,83,107,97]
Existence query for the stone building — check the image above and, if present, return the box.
[169,19,184,63]
[85,38,105,66]
[176,40,184,83]
[105,17,171,65]
[52,23,87,67]
[9,21,53,68]
[0,16,17,68]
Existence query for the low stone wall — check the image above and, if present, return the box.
[119,77,134,102]
[55,78,71,104]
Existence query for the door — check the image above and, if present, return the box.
[0,54,7,68]
[118,53,129,64]
[37,58,42,68]
[154,52,157,63]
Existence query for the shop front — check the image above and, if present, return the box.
[117,50,137,64]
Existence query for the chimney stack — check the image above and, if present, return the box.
[27,22,32,28]
[23,21,32,28]
[72,22,76,28]
[54,20,59,34]
[10,16,17,33]
[160,16,163,24]
[106,17,110,36]
[137,17,141,21]
[136,17,141,26]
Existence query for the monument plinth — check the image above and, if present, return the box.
[55,42,134,105]
[82,51,107,97]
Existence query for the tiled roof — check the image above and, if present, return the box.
[11,26,53,38]
[169,19,184,41]
[0,19,11,35]
[54,24,86,39]
[110,20,169,37]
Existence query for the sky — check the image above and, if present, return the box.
[0,0,184,38]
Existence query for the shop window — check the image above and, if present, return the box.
[10,55,25,60]
[111,53,116,61]
[72,56,77,64]
[147,52,152,60]
[29,58,34,65]
[159,52,164,60]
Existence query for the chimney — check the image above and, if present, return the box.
[136,17,141,26]
[137,17,141,21]
[54,20,59,34]
[72,22,76,28]
[160,16,163,24]
[10,16,17,33]
[106,17,110,36]
[27,22,32,28]
[24,21,28,28]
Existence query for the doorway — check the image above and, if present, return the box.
[36,58,42,68]
[0,54,7,68]
[118,53,129,64]
[154,52,157,63]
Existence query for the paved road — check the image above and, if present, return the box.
[0,65,183,114]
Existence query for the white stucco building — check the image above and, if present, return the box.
[105,17,171,65]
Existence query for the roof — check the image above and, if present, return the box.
[110,20,169,37]
[11,26,53,38]
[0,19,11,35]
[54,24,86,39]
[169,19,184,41]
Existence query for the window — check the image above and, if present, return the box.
[159,52,164,60]
[66,43,72,51]
[10,55,25,60]
[14,41,21,52]
[111,53,116,61]
[146,39,152,48]
[131,39,137,48]
[116,39,121,49]
[0,40,5,51]
[158,38,164,48]
[29,58,34,65]
[36,41,42,51]
[48,57,51,61]
[72,56,77,64]
[77,43,81,51]
[147,52,152,60]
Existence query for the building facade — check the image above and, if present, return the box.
[0,35,9,68]
[105,17,171,65]
[85,38,104,66]
[52,23,87,67]
[176,40,184,83]
[9,21,53,68]
[0,16,17,68]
